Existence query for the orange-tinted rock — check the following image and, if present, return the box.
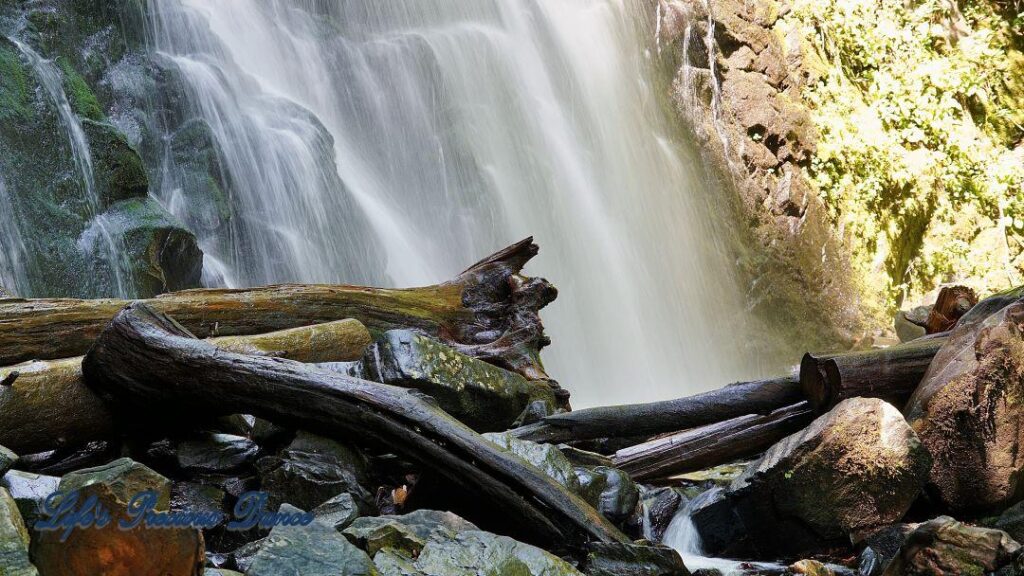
[30,458,204,576]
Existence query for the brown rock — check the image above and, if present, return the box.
[905,300,1024,512]
[693,398,930,557]
[882,517,1020,575]
[30,458,204,576]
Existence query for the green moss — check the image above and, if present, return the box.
[0,45,31,122]
[57,57,104,121]
[783,0,1024,316]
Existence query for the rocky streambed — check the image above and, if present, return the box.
[2,243,1024,576]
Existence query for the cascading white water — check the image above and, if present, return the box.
[662,489,785,575]
[145,0,760,406]
[10,38,133,298]
[0,172,27,294]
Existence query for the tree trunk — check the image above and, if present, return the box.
[800,335,947,413]
[0,238,554,381]
[0,319,371,454]
[510,374,802,444]
[81,303,628,550]
[611,403,814,481]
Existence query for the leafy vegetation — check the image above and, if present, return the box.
[783,0,1024,317]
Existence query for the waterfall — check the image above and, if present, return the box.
[143,0,759,406]
[0,172,27,294]
[663,489,784,575]
[9,38,133,298]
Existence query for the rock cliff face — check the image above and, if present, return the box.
[655,0,862,351]
[655,0,1024,346]
[0,0,205,298]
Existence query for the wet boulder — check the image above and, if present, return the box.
[343,509,478,557]
[364,330,558,431]
[414,529,584,576]
[858,524,916,576]
[0,444,16,476]
[30,457,204,576]
[257,431,374,512]
[0,487,38,576]
[995,500,1024,544]
[246,504,377,576]
[174,433,259,474]
[483,432,581,493]
[592,466,640,525]
[313,492,360,531]
[692,398,931,557]
[580,541,690,576]
[881,517,1020,575]
[0,470,60,527]
[626,486,685,542]
[904,300,1024,513]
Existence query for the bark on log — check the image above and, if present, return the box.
[81,303,627,549]
[0,319,372,454]
[510,374,802,444]
[611,403,814,481]
[800,335,947,413]
[0,238,554,380]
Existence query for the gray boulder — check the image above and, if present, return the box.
[175,433,259,474]
[258,431,374,512]
[0,470,60,527]
[581,542,690,576]
[343,509,478,557]
[312,492,360,531]
[247,504,377,576]
[363,330,558,431]
[483,432,580,493]
[414,530,583,576]
[693,398,931,557]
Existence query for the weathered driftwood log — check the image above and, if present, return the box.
[510,374,802,444]
[799,335,947,413]
[82,303,628,549]
[0,238,554,380]
[612,403,815,481]
[0,319,372,454]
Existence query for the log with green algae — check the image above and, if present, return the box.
[0,238,555,381]
[0,319,373,455]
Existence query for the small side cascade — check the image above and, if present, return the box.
[9,36,133,298]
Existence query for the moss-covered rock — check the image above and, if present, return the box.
[483,432,581,494]
[0,487,38,576]
[82,119,148,206]
[881,517,1020,576]
[905,299,1024,513]
[414,530,583,576]
[247,504,377,576]
[364,330,558,432]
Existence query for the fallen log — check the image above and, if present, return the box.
[0,238,554,380]
[612,403,814,481]
[799,335,947,413]
[81,303,627,549]
[0,319,371,454]
[510,374,802,444]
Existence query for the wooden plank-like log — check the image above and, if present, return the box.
[612,403,814,481]
[81,303,628,550]
[800,336,947,413]
[0,238,554,380]
[0,319,372,454]
[510,374,802,444]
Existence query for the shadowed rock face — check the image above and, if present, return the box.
[693,398,931,557]
[881,517,1020,576]
[905,299,1024,513]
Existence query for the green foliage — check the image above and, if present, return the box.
[0,45,31,122]
[785,0,1024,312]
[57,56,104,121]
